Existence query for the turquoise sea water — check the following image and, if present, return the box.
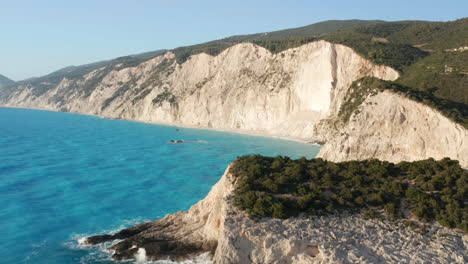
[0,107,320,263]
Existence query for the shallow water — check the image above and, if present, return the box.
[0,107,320,263]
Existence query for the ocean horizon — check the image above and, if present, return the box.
[0,107,320,263]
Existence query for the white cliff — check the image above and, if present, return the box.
[216,207,467,264]
[1,41,397,140]
[316,90,468,167]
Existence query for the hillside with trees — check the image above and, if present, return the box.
[0,74,14,88]
[9,18,467,114]
[231,155,467,232]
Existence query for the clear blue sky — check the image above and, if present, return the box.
[1,0,466,81]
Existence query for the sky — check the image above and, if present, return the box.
[0,0,466,81]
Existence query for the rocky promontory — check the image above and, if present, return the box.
[85,159,467,263]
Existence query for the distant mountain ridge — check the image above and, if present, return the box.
[0,74,14,88]
[219,19,386,41]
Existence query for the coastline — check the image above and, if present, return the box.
[133,119,318,144]
[0,105,320,145]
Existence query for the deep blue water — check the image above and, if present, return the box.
[0,107,320,263]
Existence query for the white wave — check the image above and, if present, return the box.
[64,218,150,263]
[135,248,147,263]
[65,218,213,264]
[146,252,213,264]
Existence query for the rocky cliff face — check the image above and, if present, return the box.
[86,163,467,263]
[315,89,468,168]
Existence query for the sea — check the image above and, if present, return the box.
[0,107,320,263]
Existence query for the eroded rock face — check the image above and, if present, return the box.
[216,210,467,264]
[316,90,468,168]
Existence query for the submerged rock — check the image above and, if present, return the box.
[168,140,184,143]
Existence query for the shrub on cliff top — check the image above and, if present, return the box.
[231,155,467,232]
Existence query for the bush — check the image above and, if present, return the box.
[231,155,467,232]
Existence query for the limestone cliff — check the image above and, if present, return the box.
[316,89,468,167]
[0,41,397,141]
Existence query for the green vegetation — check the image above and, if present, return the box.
[131,88,152,105]
[397,51,468,104]
[173,42,233,64]
[101,79,137,110]
[388,18,468,50]
[140,58,175,90]
[152,90,177,106]
[171,32,427,72]
[251,37,316,54]
[172,36,321,64]
[0,74,14,87]
[231,155,467,231]
[222,20,384,42]
[321,19,467,105]
[171,25,428,70]
[354,21,419,38]
[337,78,380,123]
[322,31,428,72]
[171,19,384,64]
[341,77,468,129]
[171,19,468,70]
